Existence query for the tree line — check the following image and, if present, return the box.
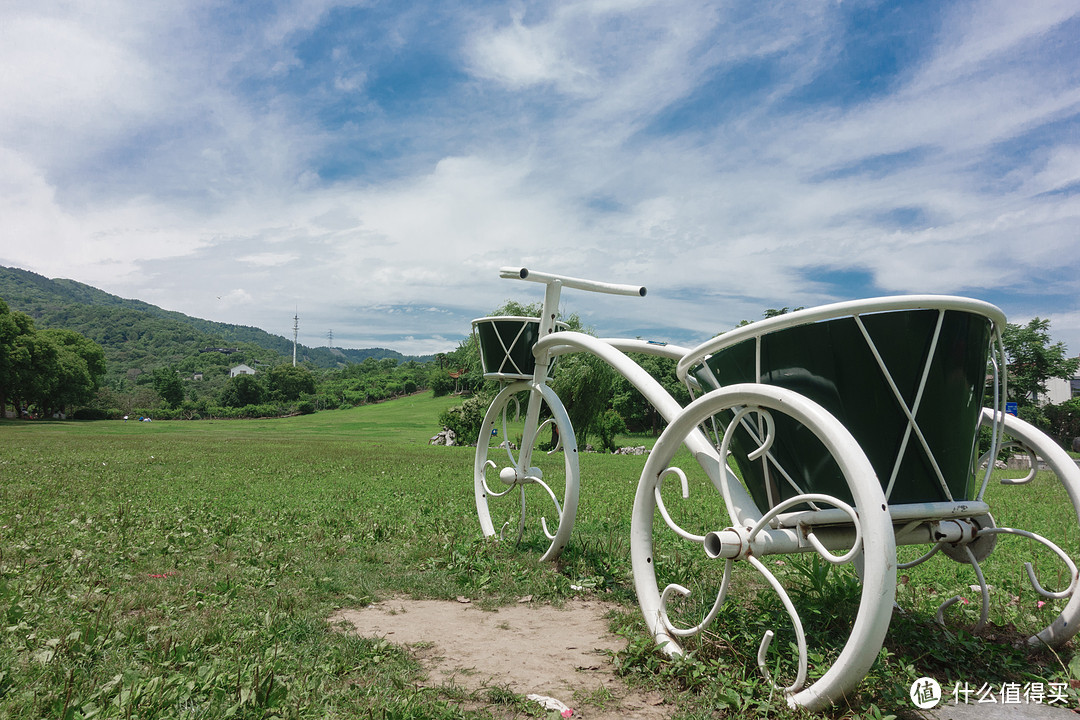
[91,355,438,420]
[1,299,107,418]
[0,297,442,420]
[4,290,1079,448]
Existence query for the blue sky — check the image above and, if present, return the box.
[1,0,1078,356]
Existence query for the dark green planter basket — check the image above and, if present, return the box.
[696,309,994,509]
[473,317,567,381]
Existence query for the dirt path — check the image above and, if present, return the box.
[330,597,672,719]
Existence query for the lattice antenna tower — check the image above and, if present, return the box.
[292,309,299,367]
[327,329,333,347]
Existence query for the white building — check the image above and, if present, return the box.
[229,364,256,377]
[1044,375,1080,405]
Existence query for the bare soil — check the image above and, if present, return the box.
[329,597,673,719]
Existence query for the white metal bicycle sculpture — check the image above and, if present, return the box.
[471,267,1080,711]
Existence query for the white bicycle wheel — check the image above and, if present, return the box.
[474,382,580,561]
[630,384,896,711]
[911,410,1080,649]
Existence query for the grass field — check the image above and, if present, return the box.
[1,392,1078,719]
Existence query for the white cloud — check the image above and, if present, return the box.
[1023,146,1080,196]
[1046,310,1080,355]
[219,289,255,308]
[915,0,1079,90]
[0,12,157,132]
[1,0,1078,359]
[466,12,584,91]
[0,145,211,290]
[238,252,301,268]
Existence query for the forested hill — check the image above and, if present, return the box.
[0,265,428,385]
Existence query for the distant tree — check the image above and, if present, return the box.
[152,366,186,408]
[431,334,483,396]
[429,370,456,397]
[736,306,805,328]
[356,357,381,375]
[18,332,61,414]
[612,353,690,436]
[0,299,37,415]
[37,328,108,415]
[593,408,627,453]
[42,328,107,380]
[0,312,104,417]
[1044,398,1080,448]
[221,373,264,407]
[549,350,618,448]
[437,394,490,443]
[1002,318,1080,406]
[764,306,804,318]
[267,364,316,401]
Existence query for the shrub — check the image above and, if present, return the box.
[127,407,186,420]
[594,408,627,453]
[343,390,366,407]
[232,403,290,418]
[430,371,456,397]
[1045,398,1080,448]
[71,407,110,420]
[1018,404,1050,433]
[438,394,491,445]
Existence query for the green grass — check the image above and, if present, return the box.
[1,394,1078,718]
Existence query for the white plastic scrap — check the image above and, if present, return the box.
[526,693,573,717]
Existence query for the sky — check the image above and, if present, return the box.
[1,0,1079,357]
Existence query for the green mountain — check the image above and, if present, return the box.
[0,265,429,386]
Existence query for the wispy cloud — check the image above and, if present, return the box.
[1,0,1078,355]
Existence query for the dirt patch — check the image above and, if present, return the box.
[329,597,671,719]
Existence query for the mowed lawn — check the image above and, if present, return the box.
[0,393,656,720]
[2,392,1077,718]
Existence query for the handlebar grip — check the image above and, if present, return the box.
[499,266,646,297]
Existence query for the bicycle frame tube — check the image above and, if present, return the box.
[497,265,760,527]
[534,331,765,527]
[502,267,647,474]
[601,338,690,362]
[514,282,563,473]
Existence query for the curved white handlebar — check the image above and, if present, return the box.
[500,266,646,297]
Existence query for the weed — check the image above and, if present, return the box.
[571,682,615,710]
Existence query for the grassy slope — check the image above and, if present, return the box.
[0,394,1076,718]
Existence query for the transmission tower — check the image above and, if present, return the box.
[292,311,299,367]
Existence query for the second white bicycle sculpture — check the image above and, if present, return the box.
[470,267,1080,711]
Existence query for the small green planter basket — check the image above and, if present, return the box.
[472,316,567,381]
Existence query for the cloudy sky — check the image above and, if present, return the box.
[1,0,1078,356]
